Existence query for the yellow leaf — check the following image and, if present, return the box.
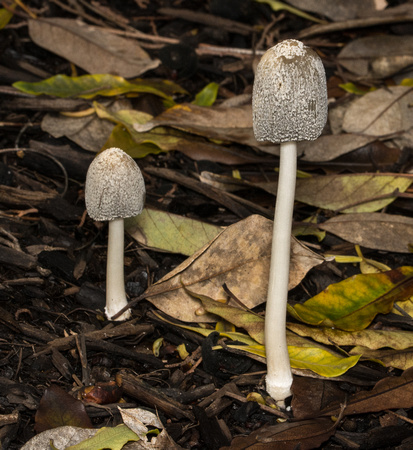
[288,267,413,331]
[288,323,413,351]
[228,344,361,377]
[350,346,413,370]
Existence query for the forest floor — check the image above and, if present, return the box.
[1,0,413,448]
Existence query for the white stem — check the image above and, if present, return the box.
[105,218,131,321]
[265,141,296,406]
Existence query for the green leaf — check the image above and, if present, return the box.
[125,207,222,256]
[295,173,412,213]
[65,424,139,450]
[339,83,376,95]
[102,124,163,158]
[0,4,15,29]
[13,74,184,100]
[254,0,327,24]
[192,82,220,106]
[288,267,413,331]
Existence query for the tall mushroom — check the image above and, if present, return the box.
[85,147,146,321]
[252,39,328,405]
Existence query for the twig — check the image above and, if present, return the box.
[298,14,413,39]
[0,147,69,196]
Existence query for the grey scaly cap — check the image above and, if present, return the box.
[85,147,145,221]
[253,39,328,143]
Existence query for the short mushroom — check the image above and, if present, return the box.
[252,39,328,405]
[85,147,146,321]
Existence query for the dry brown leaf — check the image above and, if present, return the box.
[319,367,413,417]
[298,134,376,162]
[133,103,280,155]
[144,215,324,322]
[41,100,129,151]
[42,113,113,151]
[28,18,160,78]
[320,212,413,253]
[342,86,413,139]
[338,35,413,78]
[291,377,346,420]
[224,418,335,450]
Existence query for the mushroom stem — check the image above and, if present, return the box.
[265,140,296,406]
[106,218,132,321]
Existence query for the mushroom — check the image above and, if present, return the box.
[252,39,328,405]
[85,147,146,321]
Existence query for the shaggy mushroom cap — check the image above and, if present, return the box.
[252,39,328,143]
[85,147,145,221]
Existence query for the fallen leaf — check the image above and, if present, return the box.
[21,426,97,450]
[339,82,376,95]
[228,344,360,378]
[350,346,413,370]
[319,367,413,417]
[320,213,413,253]
[133,102,280,155]
[34,385,92,433]
[14,74,180,100]
[224,418,335,450]
[337,35,413,78]
[155,301,360,378]
[125,207,223,256]
[192,82,220,106]
[298,134,376,162]
[41,111,114,151]
[0,4,14,29]
[288,267,413,331]
[96,102,257,164]
[28,18,160,77]
[65,424,139,450]
[291,377,346,420]
[294,173,412,213]
[342,86,413,137]
[118,407,181,448]
[288,323,413,351]
[293,216,325,242]
[144,215,324,322]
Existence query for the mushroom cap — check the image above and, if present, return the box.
[253,39,328,143]
[85,147,145,221]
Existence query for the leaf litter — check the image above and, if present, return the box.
[2,0,413,448]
